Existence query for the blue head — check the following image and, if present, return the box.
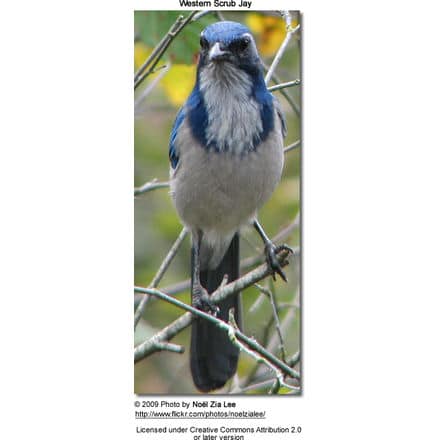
[197,21,262,75]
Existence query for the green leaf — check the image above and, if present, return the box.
[134,11,217,64]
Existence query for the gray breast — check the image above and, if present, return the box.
[170,117,284,237]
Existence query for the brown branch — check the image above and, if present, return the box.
[134,227,188,328]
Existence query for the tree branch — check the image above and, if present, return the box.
[287,350,300,367]
[268,79,301,93]
[263,60,300,117]
[134,277,299,383]
[137,216,300,299]
[134,11,198,90]
[254,283,287,363]
[284,140,301,153]
[134,248,293,364]
[227,311,296,392]
[265,12,301,85]
[134,179,169,196]
[134,227,188,328]
[231,377,300,394]
[155,342,185,353]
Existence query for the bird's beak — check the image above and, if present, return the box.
[209,42,230,61]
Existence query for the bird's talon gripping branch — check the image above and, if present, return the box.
[278,244,294,254]
[193,284,219,316]
[264,242,292,282]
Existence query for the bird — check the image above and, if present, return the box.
[168,21,291,392]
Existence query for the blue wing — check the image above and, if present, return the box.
[169,106,186,169]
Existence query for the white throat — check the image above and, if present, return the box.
[199,63,263,154]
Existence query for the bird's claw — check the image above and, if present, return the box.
[265,242,293,282]
[193,284,219,316]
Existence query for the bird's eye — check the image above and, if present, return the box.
[230,36,251,52]
[241,37,251,49]
[200,36,209,50]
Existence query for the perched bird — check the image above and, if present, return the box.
[169,21,290,392]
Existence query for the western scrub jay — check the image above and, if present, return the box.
[169,21,291,392]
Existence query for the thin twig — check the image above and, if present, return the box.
[228,311,284,390]
[134,65,170,119]
[254,287,300,378]
[287,351,300,367]
[192,10,213,21]
[134,179,169,196]
[134,11,198,90]
[263,61,300,117]
[254,283,287,363]
[215,11,226,21]
[134,227,188,328]
[134,16,184,85]
[231,377,300,394]
[154,342,185,353]
[265,12,300,85]
[268,79,301,92]
[284,140,301,153]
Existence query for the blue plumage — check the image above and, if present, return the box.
[169,107,185,169]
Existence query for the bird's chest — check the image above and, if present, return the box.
[204,92,262,155]
[199,66,263,155]
[171,133,283,233]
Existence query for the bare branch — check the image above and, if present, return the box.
[134,248,294,366]
[154,342,185,354]
[134,227,188,328]
[231,377,300,394]
[254,283,287,363]
[265,12,301,85]
[263,62,300,117]
[134,179,169,196]
[254,287,300,379]
[134,11,198,90]
[268,79,300,93]
[134,282,299,382]
[228,311,285,391]
[134,65,170,119]
[215,11,226,21]
[284,140,301,153]
[140,218,300,299]
[192,10,213,21]
[287,350,300,367]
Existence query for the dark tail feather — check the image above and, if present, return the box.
[190,234,241,392]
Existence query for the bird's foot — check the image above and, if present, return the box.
[192,284,219,316]
[265,242,293,282]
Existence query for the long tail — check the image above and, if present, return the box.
[190,234,241,392]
